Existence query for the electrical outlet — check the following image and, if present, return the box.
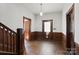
[53,28,56,30]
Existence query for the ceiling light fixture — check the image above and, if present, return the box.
[40,3,43,16]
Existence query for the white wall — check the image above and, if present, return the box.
[75,3,79,44]
[0,3,35,32]
[35,12,62,32]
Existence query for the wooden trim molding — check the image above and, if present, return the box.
[30,32,64,41]
[66,4,74,15]
[23,16,31,40]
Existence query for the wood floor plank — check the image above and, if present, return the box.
[24,40,65,55]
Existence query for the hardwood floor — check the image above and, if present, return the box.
[24,40,65,55]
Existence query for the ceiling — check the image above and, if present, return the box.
[23,3,66,14]
[2,3,66,14]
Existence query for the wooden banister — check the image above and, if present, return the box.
[0,22,17,54]
[0,22,24,55]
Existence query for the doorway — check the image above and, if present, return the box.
[66,4,75,54]
[42,20,53,39]
[23,16,31,40]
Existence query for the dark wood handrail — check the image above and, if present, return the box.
[0,22,16,34]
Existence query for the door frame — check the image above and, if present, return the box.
[66,4,75,54]
[23,16,31,40]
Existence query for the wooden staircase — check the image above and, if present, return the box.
[0,22,24,55]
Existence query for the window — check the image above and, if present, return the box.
[44,22,51,32]
[42,20,53,32]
